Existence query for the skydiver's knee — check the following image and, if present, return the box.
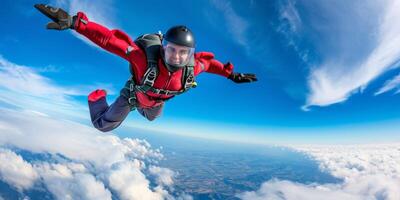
[137,106,162,121]
[92,121,116,132]
[138,111,159,121]
[93,123,108,132]
[97,126,114,132]
[146,116,157,121]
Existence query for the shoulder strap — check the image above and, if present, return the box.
[132,33,163,92]
[181,57,196,92]
[134,34,163,64]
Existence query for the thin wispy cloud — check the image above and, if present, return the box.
[35,64,63,73]
[0,55,117,120]
[279,0,301,34]
[0,55,70,97]
[208,0,250,48]
[0,55,90,121]
[277,0,310,65]
[238,143,400,200]
[49,0,119,50]
[303,0,400,109]
[375,73,400,95]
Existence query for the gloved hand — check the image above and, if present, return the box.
[228,72,258,83]
[34,4,75,30]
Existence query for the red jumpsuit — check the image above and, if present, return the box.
[74,12,234,132]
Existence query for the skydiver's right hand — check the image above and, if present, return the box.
[228,72,258,83]
[34,4,75,30]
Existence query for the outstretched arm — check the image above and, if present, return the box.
[35,4,139,61]
[195,52,257,83]
[73,12,137,61]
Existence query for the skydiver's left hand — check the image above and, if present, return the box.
[34,4,75,30]
[228,72,258,83]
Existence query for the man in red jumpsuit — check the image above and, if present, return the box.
[35,4,257,132]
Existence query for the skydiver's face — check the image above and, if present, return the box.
[163,42,194,67]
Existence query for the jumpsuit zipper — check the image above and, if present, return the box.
[158,71,172,99]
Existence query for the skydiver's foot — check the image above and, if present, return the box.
[88,89,107,102]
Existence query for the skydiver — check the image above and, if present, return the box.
[34,4,257,132]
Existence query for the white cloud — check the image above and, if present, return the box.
[149,166,175,187]
[175,194,193,200]
[238,179,363,200]
[304,0,400,108]
[0,109,122,167]
[36,163,112,200]
[375,73,400,95]
[107,161,170,200]
[294,144,400,182]
[0,148,39,191]
[238,143,400,200]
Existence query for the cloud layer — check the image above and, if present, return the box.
[238,143,400,200]
[0,55,183,199]
[0,107,176,200]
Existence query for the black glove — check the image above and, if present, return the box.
[34,4,75,30]
[228,72,258,83]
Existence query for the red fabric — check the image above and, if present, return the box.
[75,12,234,108]
[88,89,107,102]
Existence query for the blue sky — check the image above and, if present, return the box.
[1,0,400,144]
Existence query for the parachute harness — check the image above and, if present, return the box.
[125,33,197,110]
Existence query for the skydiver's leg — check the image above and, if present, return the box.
[88,90,131,132]
[137,102,164,121]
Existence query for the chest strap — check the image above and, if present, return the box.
[133,65,196,95]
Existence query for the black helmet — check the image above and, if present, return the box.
[162,25,196,71]
[164,25,195,48]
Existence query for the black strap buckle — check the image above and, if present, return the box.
[158,90,169,95]
[128,97,136,104]
[128,81,137,110]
